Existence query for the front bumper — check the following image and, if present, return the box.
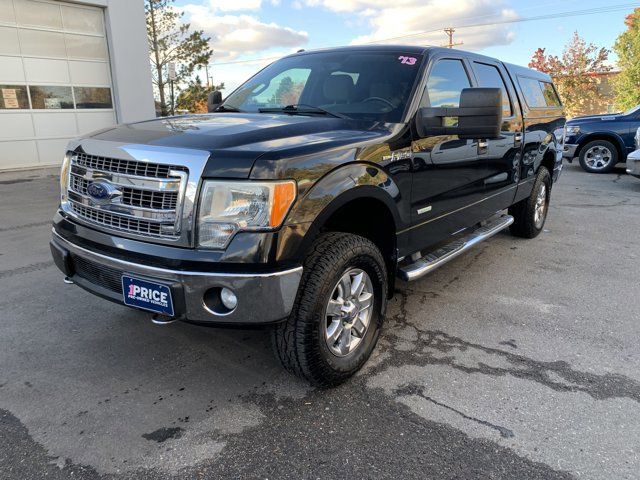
[50,231,303,324]
[563,143,579,160]
[627,150,640,178]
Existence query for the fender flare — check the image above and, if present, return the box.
[284,162,403,261]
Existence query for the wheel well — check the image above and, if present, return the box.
[320,197,397,294]
[576,134,624,160]
[540,151,556,182]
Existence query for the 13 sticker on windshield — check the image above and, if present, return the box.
[398,56,418,65]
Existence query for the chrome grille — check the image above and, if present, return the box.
[70,173,178,210]
[70,202,164,236]
[74,152,187,179]
[65,152,188,239]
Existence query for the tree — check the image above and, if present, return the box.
[146,0,212,116]
[613,8,640,110]
[176,76,224,113]
[529,32,610,117]
[270,77,305,106]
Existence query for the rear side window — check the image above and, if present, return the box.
[473,62,512,116]
[540,81,562,107]
[425,59,471,108]
[518,76,561,108]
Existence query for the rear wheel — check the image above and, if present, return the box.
[509,167,551,239]
[272,232,387,387]
[579,140,618,173]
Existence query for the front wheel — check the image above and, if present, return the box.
[509,167,551,239]
[578,140,618,173]
[272,232,387,387]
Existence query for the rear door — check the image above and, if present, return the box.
[469,59,522,211]
[409,55,486,249]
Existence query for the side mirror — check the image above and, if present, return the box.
[416,87,503,139]
[207,90,223,113]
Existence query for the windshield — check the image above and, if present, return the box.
[222,51,424,122]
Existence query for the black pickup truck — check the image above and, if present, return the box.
[50,46,565,386]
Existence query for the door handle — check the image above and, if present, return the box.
[514,132,523,148]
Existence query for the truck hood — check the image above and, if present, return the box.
[567,114,620,124]
[87,113,392,178]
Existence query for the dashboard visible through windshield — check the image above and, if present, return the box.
[221,51,425,123]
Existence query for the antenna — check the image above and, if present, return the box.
[443,27,463,48]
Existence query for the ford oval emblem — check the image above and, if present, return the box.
[87,181,109,199]
[87,180,120,205]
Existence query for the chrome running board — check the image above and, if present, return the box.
[398,215,514,282]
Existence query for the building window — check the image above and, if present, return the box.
[74,86,112,109]
[0,85,30,109]
[29,85,74,109]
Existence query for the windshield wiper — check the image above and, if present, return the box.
[258,104,351,120]
[216,105,243,112]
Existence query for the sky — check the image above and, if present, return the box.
[172,0,638,93]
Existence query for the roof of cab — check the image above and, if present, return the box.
[286,45,552,81]
[503,62,553,82]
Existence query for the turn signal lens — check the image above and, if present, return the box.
[271,181,297,227]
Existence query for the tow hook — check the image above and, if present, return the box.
[151,314,180,325]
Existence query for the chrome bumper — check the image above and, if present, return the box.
[51,231,303,324]
[626,150,640,178]
[563,143,578,159]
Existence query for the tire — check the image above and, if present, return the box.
[272,232,387,387]
[578,140,618,173]
[509,167,551,239]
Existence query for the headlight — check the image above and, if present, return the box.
[197,180,296,249]
[565,125,580,136]
[60,152,72,205]
[635,127,640,150]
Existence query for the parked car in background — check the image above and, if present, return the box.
[50,46,564,386]
[563,105,640,173]
[626,126,640,179]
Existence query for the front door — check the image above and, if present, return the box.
[409,56,486,250]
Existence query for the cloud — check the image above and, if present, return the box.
[180,5,308,61]
[307,0,518,51]
[208,0,263,11]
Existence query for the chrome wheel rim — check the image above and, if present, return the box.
[534,182,547,229]
[584,145,613,170]
[324,268,374,357]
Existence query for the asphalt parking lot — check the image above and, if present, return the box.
[1,162,639,479]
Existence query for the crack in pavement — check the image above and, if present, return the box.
[0,220,52,233]
[0,261,55,279]
[394,383,515,439]
[382,291,640,403]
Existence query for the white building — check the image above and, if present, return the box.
[0,0,155,170]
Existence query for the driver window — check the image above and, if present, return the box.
[247,68,311,107]
[424,59,471,108]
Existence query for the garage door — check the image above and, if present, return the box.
[0,0,116,170]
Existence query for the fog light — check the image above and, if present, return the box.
[220,287,238,310]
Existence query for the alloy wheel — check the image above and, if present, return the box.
[324,268,374,357]
[584,145,613,170]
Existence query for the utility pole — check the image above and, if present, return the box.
[443,27,463,49]
[205,64,210,88]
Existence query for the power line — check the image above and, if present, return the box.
[208,2,640,66]
[366,3,640,44]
